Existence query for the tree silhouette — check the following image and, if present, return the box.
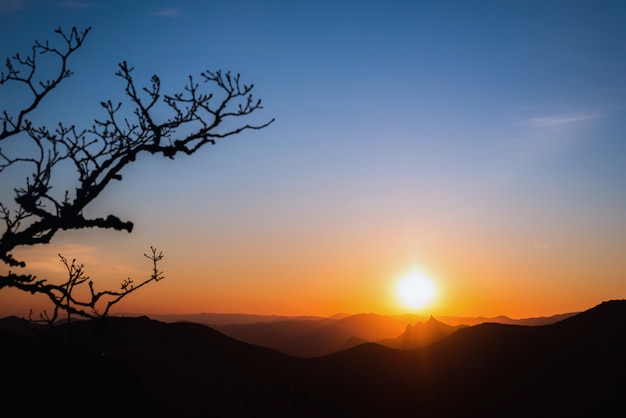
[0,26,274,322]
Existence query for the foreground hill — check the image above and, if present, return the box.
[0,300,623,417]
[0,315,304,417]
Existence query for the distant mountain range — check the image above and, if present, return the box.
[137,310,578,327]
[138,310,578,357]
[1,300,623,417]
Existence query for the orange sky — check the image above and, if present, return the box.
[2,218,622,320]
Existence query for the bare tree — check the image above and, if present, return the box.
[0,26,274,322]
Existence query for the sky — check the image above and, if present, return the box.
[0,0,625,319]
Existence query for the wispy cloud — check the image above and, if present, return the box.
[0,0,25,13]
[150,8,180,17]
[524,112,600,128]
[507,110,604,160]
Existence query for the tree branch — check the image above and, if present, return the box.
[0,26,273,321]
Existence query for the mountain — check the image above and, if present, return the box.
[0,315,302,418]
[0,315,48,337]
[305,299,626,417]
[125,310,576,327]
[209,311,576,357]
[112,311,578,360]
[0,300,623,417]
[433,311,578,326]
[377,315,466,349]
[134,312,326,326]
[213,312,419,357]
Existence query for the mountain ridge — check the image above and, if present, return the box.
[0,299,623,417]
[121,310,579,327]
[205,310,579,357]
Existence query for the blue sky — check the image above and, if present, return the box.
[1,0,625,317]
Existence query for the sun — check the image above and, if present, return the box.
[395,271,437,310]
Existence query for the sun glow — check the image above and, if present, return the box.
[395,271,437,310]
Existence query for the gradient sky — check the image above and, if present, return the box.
[1,0,625,319]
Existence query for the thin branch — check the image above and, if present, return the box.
[10,247,165,321]
[0,26,91,140]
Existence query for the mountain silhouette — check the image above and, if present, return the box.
[140,312,326,326]
[210,311,575,357]
[306,299,625,417]
[0,300,623,417]
[377,315,466,349]
[214,312,418,357]
[434,311,578,326]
